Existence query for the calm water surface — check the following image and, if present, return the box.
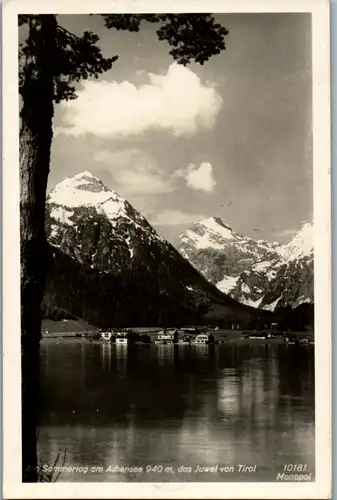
[38,343,315,482]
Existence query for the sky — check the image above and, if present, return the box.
[38,13,312,244]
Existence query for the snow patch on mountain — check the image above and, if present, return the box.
[253,260,272,273]
[47,171,168,252]
[277,222,313,261]
[199,217,234,239]
[292,295,313,308]
[241,296,263,308]
[50,206,75,226]
[263,296,282,311]
[49,172,128,227]
[217,275,239,294]
[180,229,224,250]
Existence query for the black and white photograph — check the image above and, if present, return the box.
[2,0,331,498]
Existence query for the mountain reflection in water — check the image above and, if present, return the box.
[38,342,315,482]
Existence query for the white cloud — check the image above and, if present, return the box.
[150,209,206,226]
[94,148,173,196]
[175,162,217,193]
[56,63,223,138]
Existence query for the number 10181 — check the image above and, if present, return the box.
[283,464,308,472]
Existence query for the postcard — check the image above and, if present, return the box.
[2,0,331,498]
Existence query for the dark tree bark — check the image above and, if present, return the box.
[20,15,57,482]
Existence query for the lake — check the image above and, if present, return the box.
[38,342,315,482]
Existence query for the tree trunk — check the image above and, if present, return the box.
[20,15,57,482]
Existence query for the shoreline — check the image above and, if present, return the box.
[41,331,314,346]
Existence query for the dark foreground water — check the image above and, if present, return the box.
[38,342,315,482]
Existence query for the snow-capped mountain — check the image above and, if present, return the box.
[178,217,313,313]
[178,216,280,295]
[43,172,272,328]
[276,222,313,261]
[47,171,165,272]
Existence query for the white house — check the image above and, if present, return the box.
[100,331,113,341]
[194,334,210,344]
[156,330,177,344]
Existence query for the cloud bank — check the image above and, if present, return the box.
[94,148,174,197]
[175,162,217,193]
[95,149,217,198]
[56,63,223,138]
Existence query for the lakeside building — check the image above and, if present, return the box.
[100,330,113,341]
[194,333,214,344]
[156,329,178,344]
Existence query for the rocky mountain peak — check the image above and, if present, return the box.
[46,172,164,272]
[48,171,120,208]
[277,221,313,261]
[198,217,234,236]
[177,217,314,314]
[47,171,146,234]
[203,216,233,230]
[179,217,238,254]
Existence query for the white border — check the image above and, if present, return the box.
[2,0,331,498]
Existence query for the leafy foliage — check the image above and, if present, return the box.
[102,14,229,65]
[19,15,118,103]
[19,13,229,103]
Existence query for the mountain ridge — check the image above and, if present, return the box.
[43,172,275,328]
[178,216,313,314]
